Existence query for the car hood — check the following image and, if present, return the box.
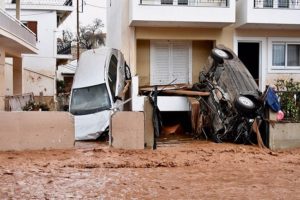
[74,110,110,140]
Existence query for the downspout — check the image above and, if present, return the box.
[16,0,20,20]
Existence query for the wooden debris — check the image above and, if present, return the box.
[160,89,210,96]
[139,84,191,92]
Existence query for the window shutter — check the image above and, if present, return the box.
[150,41,190,85]
[150,42,170,85]
[171,42,189,84]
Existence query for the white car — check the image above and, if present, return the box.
[69,48,131,140]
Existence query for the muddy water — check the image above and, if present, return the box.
[0,141,299,199]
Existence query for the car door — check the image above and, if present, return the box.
[107,50,125,110]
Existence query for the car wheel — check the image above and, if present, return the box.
[211,48,229,64]
[235,95,256,114]
[125,64,131,80]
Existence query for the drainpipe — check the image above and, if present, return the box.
[0,1,4,9]
[16,0,20,20]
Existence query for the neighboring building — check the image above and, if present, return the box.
[0,1,38,110]
[5,0,73,109]
[235,0,300,89]
[107,0,300,111]
[57,59,77,92]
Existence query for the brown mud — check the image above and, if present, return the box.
[0,141,299,199]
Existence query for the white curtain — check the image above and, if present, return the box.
[287,44,300,66]
[272,44,285,66]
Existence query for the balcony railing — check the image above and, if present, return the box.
[254,0,300,9]
[277,91,300,122]
[6,0,72,6]
[140,0,228,7]
[0,8,36,47]
[57,42,71,55]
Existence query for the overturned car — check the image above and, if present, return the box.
[194,45,264,143]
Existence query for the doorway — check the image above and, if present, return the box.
[238,42,260,86]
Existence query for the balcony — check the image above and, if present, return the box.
[140,0,228,6]
[5,0,73,26]
[6,0,72,7]
[56,42,72,60]
[130,0,235,28]
[254,0,300,9]
[236,0,300,29]
[0,8,37,55]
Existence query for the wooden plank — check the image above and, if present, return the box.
[160,89,210,96]
[140,84,191,92]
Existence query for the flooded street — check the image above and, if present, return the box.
[0,141,299,199]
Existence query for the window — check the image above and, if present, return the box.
[287,44,300,66]
[150,41,191,85]
[278,0,289,8]
[23,21,38,40]
[161,0,173,5]
[271,42,300,69]
[261,0,290,8]
[263,0,273,7]
[178,0,188,5]
[108,55,118,98]
[272,44,285,66]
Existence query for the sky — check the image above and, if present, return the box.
[58,0,107,36]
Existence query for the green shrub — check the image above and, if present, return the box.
[275,78,300,122]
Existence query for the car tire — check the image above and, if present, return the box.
[125,64,131,80]
[234,95,256,114]
[211,48,229,64]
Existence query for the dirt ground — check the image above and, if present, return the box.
[0,140,299,199]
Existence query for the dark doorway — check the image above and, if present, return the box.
[238,42,260,86]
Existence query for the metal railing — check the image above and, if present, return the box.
[57,42,71,54]
[140,0,229,7]
[0,8,36,47]
[277,91,300,122]
[6,0,72,6]
[254,0,300,9]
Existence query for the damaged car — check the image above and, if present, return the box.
[194,45,264,143]
[69,48,131,140]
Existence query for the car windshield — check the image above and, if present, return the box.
[70,84,111,115]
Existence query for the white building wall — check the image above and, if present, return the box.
[106,0,136,70]
[236,0,300,27]
[0,1,5,9]
[106,0,124,51]
[235,0,248,27]
[130,0,235,26]
[7,10,57,96]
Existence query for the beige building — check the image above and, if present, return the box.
[0,0,38,110]
[107,0,235,87]
[107,0,300,100]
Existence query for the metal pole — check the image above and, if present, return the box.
[77,0,80,60]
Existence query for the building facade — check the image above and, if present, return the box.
[0,1,37,110]
[235,0,300,89]
[107,0,300,111]
[5,0,73,109]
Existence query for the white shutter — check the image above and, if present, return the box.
[150,42,170,85]
[150,41,191,85]
[171,42,189,84]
